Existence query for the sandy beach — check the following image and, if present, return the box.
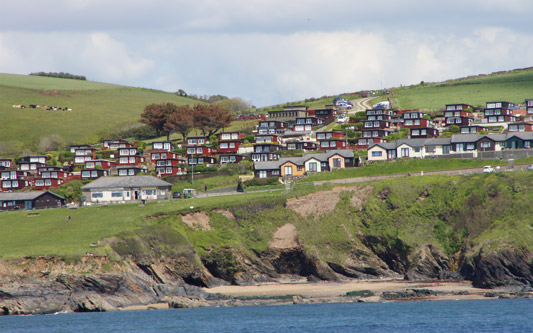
[118,279,528,311]
[205,279,503,300]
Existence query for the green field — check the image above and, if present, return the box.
[393,69,533,111]
[0,73,194,147]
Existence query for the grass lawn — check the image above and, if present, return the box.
[393,69,533,111]
[0,189,288,259]
[0,73,194,146]
[301,158,508,182]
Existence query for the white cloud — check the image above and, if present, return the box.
[0,1,532,106]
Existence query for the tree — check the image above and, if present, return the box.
[139,103,177,139]
[164,105,194,141]
[214,97,251,114]
[193,104,233,137]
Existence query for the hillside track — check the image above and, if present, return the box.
[348,97,374,114]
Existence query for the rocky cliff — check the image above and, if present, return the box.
[1,173,533,314]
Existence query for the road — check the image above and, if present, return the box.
[348,97,374,114]
[313,164,528,186]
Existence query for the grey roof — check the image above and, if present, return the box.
[0,191,64,201]
[254,149,354,170]
[81,176,171,190]
[451,134,483,143]
[424,137,452,146]
[253,160,283,170]
[396,138,427,148]
[505,132,533,140]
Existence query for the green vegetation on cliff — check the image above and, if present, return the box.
[1,172,533,286]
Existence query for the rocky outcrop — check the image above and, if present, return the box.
[461,248,533,289]
[405,245,462,281]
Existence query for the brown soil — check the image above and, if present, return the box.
[269,223,299,249]
[213,209,235,220]
[286,185,374,218]
[34,90,72,97]
[180,212,211,230]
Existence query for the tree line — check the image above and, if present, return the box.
[29,72,87,80]
[139,103,234,141]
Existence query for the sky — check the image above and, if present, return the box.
[1,0,532,107]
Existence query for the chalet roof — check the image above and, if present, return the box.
[0,191,64,201]
[505,132,533,140]
[81,176,171,190]
[253,161,282,170]
[424,138,452,146]
[451,134,482,143]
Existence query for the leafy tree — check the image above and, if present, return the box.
[193,104,233,137]
[164,105,194,141]
[139,103,177,138]
[214,97,251,114]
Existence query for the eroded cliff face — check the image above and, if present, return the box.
[2,175,533,315]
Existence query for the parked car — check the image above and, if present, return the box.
[483,166,494,173]
[172,191,181,199]
[527,164,533,170]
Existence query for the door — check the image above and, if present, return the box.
[24,200,33,210]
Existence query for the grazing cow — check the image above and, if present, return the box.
[30,104,37,108]
[12,105,26,109]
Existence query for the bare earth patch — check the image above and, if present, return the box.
[286,185,374,218]
[269,223,299,249]
[180,211,211,230]
[213,209,235,220]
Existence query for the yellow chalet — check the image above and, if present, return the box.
[280,160,305,177]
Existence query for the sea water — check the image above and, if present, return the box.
[1,299,532,332]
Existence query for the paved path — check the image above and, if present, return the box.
[348,97,374,114]
[313,164,526,186]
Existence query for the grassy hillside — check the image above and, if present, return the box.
[0,73,194,146]
[393,68,533,111]
[2,172,533,261]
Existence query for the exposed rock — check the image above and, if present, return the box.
[462,248,533,288]
[405,245,461,281]
[166,296,209,309]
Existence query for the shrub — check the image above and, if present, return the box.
[244,177,279,187]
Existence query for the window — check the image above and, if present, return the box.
[425,146,436,153]
[297,166,303,171]
[372,151,383,157]
[92,192,103,198]
[44,179,51,186]
[272,170,280,176]
[220,143,228,149]
[480,142,491,149]
[284,165,293,175]
[308,162,318,172]
[119,169,127,176]
[414,148,421,153]
[128,169,135,175]
[146,189,156,195]
[401,148,409,157]
[412,130,419,136]
[35,179,44,186]
[332,158,341,168]
[187,148,195,154]
[259,170,267,178]
[466,144,475,150]
[161,153,167,159]
[197,148,202,154]
[91,171,98,177]
[111,192,122,198]
[198,139,205,144]
[166,167,172,173]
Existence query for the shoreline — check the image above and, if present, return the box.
[119,279,530,311]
